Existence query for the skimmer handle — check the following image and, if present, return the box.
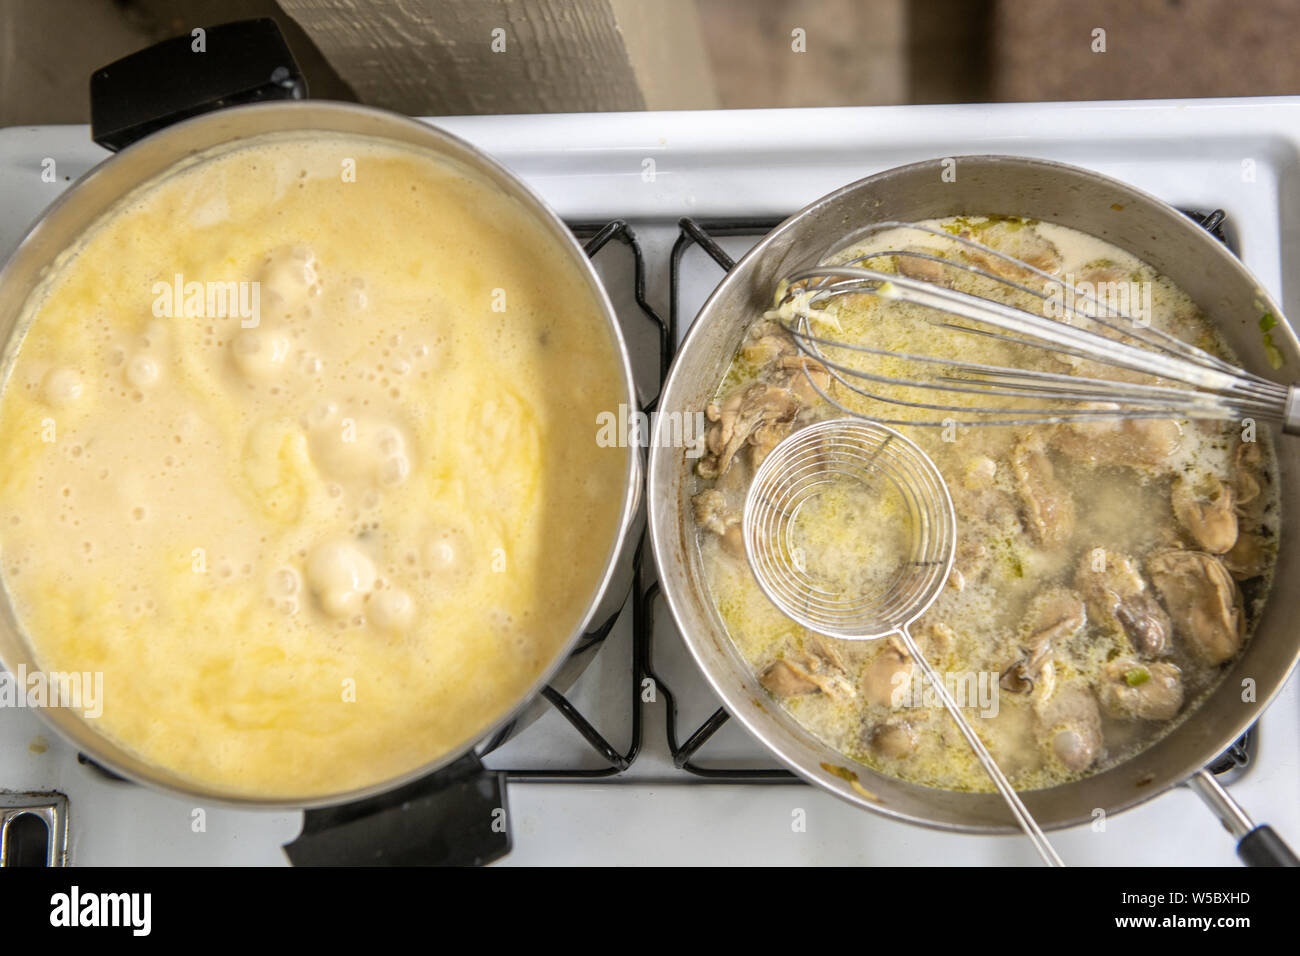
[894,625,1064,867]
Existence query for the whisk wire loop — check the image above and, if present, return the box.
[744,420,954,638]
[771,221,1294,429]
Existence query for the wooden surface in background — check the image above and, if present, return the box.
[992,0,1300,101]
[611,0,718,111]
[277,0,718,114]
[5,0,1299,128]
[0,0,152,125]
[697,0,907,108]
[0,0,356,126]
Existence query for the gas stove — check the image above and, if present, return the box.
[1,97,1298,866]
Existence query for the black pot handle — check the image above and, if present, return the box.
[1187,769,1299,867]
[1236,824,1300,868]
[89,17,306,152]
[283,752,512,867]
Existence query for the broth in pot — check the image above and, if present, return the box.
[691,216,1280,792]
[0,131,630,799]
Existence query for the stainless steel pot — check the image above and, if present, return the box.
[649,155,1299,844]
[0,99,642,810]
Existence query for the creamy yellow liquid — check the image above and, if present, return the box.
[0,132,628,798]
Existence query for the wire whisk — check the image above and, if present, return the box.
[770,221,1299,430]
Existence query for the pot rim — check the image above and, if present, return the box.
[0,100,641,810]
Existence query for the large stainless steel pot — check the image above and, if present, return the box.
[0,99,642,810]
[649,155,1300,839]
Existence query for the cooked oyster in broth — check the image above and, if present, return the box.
[691,216,1280,792]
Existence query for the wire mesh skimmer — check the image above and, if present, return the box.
[743,417,1064,866]
[772,221,1299,431]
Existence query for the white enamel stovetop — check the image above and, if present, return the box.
[0,98,1297,865]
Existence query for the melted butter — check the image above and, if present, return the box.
[0,133,628,798]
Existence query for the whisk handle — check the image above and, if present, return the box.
[1283,385,1300,435]
[1187,769,1300,867]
